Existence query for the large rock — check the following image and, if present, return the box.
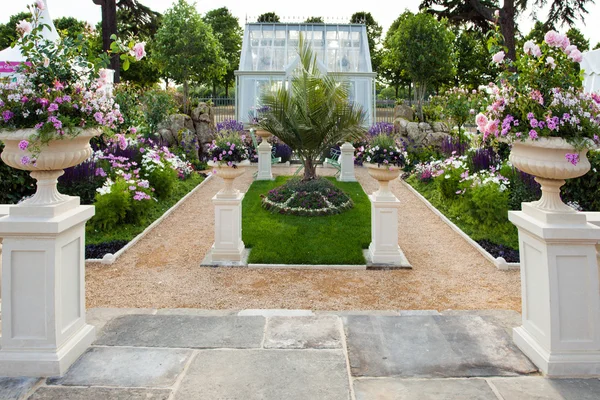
[418,122,433,133]
[393,104,414,121]
[423,131,451,148]
[406,122,426,144]
[191,102,215,146]
[432,122,450,133]
[157,114,195,146]
[393,117,409,135]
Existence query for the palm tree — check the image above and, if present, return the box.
[260,36,366,181]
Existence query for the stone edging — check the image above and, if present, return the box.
[400,180,520,271]
[248,263,366,270]
[86,174,214,265]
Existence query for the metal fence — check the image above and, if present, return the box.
[197,97,235,124]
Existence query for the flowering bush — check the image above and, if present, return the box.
[477,22,600,163]
[429,87,488,134]
[364,134,407,169]
[208,119,250,167]
[0,2,145,163]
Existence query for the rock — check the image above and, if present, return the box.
[157,128,176,146]
[394,118,409,134]
[393,104,414,121]
[423,132,450,148]
[157,114,194,146]
[418,122,432,133]
[432,122,450,133]
[191,102,215,151]
[406,122,426,144]
[191,103,211,121]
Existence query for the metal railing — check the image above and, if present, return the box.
[197,97,235,124]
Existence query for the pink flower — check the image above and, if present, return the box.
[568,49,583,63]
[42,56,49,68]
[529,130,538,140]
[18,140,29,151]
[492,51,505,64]
[475,113,488,132]
[565,153,580,166]
[560,35,570,50]
[523,40,535,55]
[546,56,556,69]
[494,10,500,17]
[131,42,146,61]
[16,20,32,36]
[35,0,45,10]
[544,30,561,47]
[485,119,499,136]
[564,44,577,55]
[20,156,30,165]
[532,44,542,57]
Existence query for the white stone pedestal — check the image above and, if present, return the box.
[209,192,245,261]
[0,200,96,377]
[509,205,600,377]
[256,140,273,181]
[338,142,357,182]
[367,194,409,266]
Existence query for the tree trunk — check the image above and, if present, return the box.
[394,84,399,98]
[212,81,217,98]
[408,83,412,107]
[225,78,230,97]
[183,79,190,115]
[95,0,120,83]
[499,1,517,62]
[302,157,317,181]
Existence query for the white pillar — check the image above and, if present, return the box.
[0,200,96,377]
[256,139,273,180]
[368,194,408,266]
[210,193,245,261]
[338,142,357,182]
[510,205,600,377]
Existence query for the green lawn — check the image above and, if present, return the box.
[86,173,204,244]
[242,176,371,264]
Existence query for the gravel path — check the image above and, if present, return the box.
[86,165,521,311]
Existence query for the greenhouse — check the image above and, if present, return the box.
[235,22,376,125]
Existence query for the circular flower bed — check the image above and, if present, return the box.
[261,178,353,216]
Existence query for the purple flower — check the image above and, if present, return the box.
[18,140,29,151]
[48,103,59,112]
[20,156,30,165]
[565,153,580,166]
[529,130,538,140]
[530,119,539,128]
[35,122,44,129]
[21,96,28,103]
[95,168,107,177]
[2,110,14,122]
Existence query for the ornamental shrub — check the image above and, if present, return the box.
[562,150,600,211]
[90,179,131,231]
[0,143,36,203]
[147,166,178,199]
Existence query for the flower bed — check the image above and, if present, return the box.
[261,177,353,216]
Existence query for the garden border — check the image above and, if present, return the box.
[400,179,520,271]
[85,173,214,265]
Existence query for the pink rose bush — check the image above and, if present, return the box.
[477,27,600,164]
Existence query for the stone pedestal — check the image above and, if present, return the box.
[0,199,96,377]
[509,205,600,377]
[368,194,407,265]
[256,140,273,181]
[209,193,245,262]
[338,142,356,182]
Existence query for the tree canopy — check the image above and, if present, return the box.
[0,12,31,50]
[257,12,280,23]
[305,17,324,23]
[153,0,225,113]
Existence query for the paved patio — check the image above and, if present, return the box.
[2,309,600,399]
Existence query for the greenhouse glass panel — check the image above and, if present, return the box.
[236,22,376,125]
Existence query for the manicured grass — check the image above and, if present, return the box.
[406,175,519,250]
[242,176,371,264]
[86,173,204,245]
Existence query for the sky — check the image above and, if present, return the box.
[2,0,600,48]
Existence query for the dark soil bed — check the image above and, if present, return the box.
[476,240,520,263]
[86,240,128,259]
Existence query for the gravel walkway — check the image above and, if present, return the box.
[86,165,521,311]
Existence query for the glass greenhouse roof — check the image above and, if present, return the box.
[239,23,373,74]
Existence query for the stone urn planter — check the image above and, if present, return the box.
[509,137,592,212]
[365,162,401,201]
[208,159,250,198]
[0,128,101,206]
[254,129,272,140]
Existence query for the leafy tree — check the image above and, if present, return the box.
[203,7,243,97]
[53,17,88,41]
[420,0,594,62]
[153,0,225,114]
[0,12,31,50]
[453,27,497,88]
[257,12,280,23]
[566,27,590,51]
[305,17,324,23]
[380,12,412,98]
[260,36,366,181]
[350,12,382,74]
[390,12,455,120]
[595,42,600,50]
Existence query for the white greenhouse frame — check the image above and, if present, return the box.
[235,23,376,126]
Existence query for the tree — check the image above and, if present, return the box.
[453,27,498,88]
[594,42,600,50]
[203,7,243,97]
[153,0,225,114]
[305,17,324,23]
[380,12,412,98]
[260,36,366,181]
[566,27,590,52]
[420,0,594,62]
[0,12,31,50]
[257,12,280,23]
[54,17,88,41]
[390,12,454,121]
[350,12,382,74]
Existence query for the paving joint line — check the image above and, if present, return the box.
[167,349,199,400]
[485,378,506,400]
[337,316,356,400]
[260,317,269,348]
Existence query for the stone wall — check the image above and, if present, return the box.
[157,102,215,156]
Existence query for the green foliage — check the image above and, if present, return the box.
[153,0,226,113]
[0,143,36,204]
[435,167,462,199]
[257,12,280,22]
[452,28,498,88]
[594,42,600,50]
[390,12,455,121]
[90,179,132,231]
[304,17,324,23]
[259,36,366,181]
[140,89,178,135]
[146,164,178,199]
[428,87,487,133]
[114,82,145,129]
[380,12,413,96]
[53,17,88,41]
[203,7,243,96]
[563,150,600,211]
[566,27,590,52]
[350,12,383,74]
[0,11,31,49]
[243,177,370,264]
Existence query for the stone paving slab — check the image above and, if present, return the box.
[238,309,314,317]
[344,315,537,378]
[173,349,350,400]
[264,316,342,349]
[155,308,238,316]
[440,310,522,337]
[27,387,172,400]
[95,314,265,348]
[0,377,40,400]
[86,308,156,334]
[354,378,498,400]
[490,377,600,400]
[47,347,191,388]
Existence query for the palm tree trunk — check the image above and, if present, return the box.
[302,157,317,181]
